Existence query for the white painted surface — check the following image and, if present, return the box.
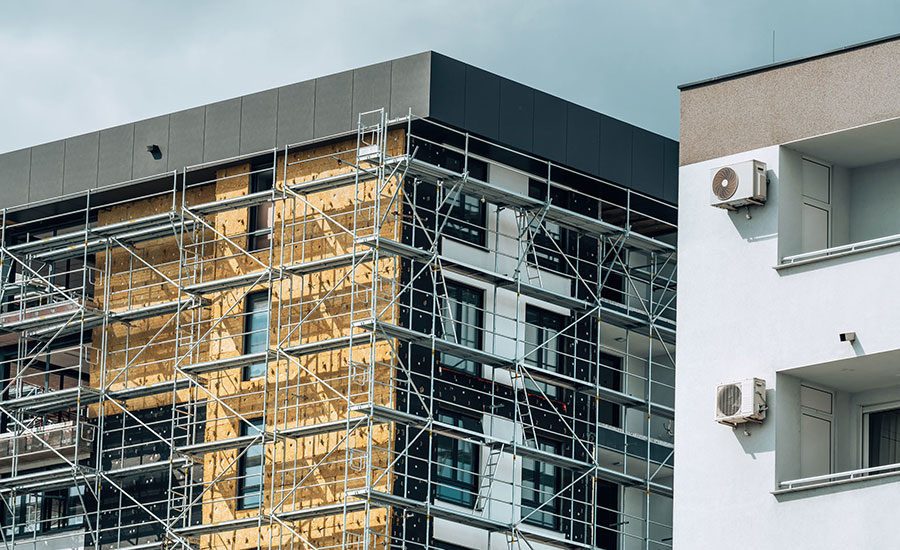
[676,143,900,549]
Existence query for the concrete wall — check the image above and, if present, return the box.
[849,158,900,243]
[680,37,900,166]
[676,143,900,549]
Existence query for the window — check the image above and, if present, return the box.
[524,306,566,400]
[597,353,623,427]
[439,281,483,376]
[444,191,486,247]
[242,292,269,380]
[1,487,86,536]
[865,407,900,468]
[248,161,274,252]
[528,179,569,273]
[521,439,561,530]
[237,418,265,510]
[242,291,269,379]
[433,410,480,507]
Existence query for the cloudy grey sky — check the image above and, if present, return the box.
[1,1,898,153]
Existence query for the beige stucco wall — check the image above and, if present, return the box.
[680,37,900,166]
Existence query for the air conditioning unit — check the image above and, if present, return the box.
[710,160,767,209]
[715,378,767,426]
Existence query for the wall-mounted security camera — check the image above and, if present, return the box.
[146,144,162,160]
[839,331,856,343]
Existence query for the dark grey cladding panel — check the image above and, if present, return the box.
[532,91,567,164]
[132,115,170,180]
[240,90,278,155]
[204,98,241,162]
[63,132,99,195]
[498,78,534,152]
[565,103,600,175]
[314,71,353,138]
[276,80,315,146]
[663,139,679,203]
[631,127,665,197]
[0,148,31,207]
[167,107,205,171]
[29,140,65,202]
[429,53,466,128]
[352,62,392,120]
[464,66,500,141]
[599,115,633,188]
[98,124,134,187]
[390,53,430,118]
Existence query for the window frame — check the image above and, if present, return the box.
[521,438,562,531]
[247,160,275,252]
[1,486,87,536]
[432,409,481,508]
[439,280,484,377]
[861,400,900,469]
[527,179,570,273]
[523,305,567,400]
[242,291,270,380]
[237,417,265,510]
[443,189,487,248]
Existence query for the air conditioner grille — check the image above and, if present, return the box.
[717,384,742,416]
[712,167,739,201]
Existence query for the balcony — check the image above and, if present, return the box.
[0,421,95,473]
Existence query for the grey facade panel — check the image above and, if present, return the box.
[63,132,99,195]
[663,139,679,204]
[565,103,600,175]
[0,148,31,207]
[167,107,205,171]
[132,115,170,180]
[498,78,534,152]
[631,127,665,197]
[429,53,466,129]
[240,90,278,155]
[599,115,633,188]
[464,66,500,141]
[532,91,567,164]
[29,140,65,203]
[390,53,430,119]
[98,124,134,187]
[314,71,353,138]
[352,62,392,121]
[276,80,315,146]
[204,98,241,162]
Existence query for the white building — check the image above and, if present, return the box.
[676,34,900,548]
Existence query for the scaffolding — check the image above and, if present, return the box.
[0,107,676,550]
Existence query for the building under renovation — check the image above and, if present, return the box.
[0,52,677,550]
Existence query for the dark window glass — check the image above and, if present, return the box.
[1,486,86,536]
[522,439,561,530]
[444,191,486,247]
[238,418,265,510]
[528,179,569,273]
[243,292,269,380]
[434,410,480,507]
[598,353,623,427]
[440,281,483,376]
[524,306,566,400]
[600,266,625,304]
[868,408,900,467]
[248,161,274,251]
[410,139,488,248]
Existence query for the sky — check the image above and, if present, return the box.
[0,1,899,154]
